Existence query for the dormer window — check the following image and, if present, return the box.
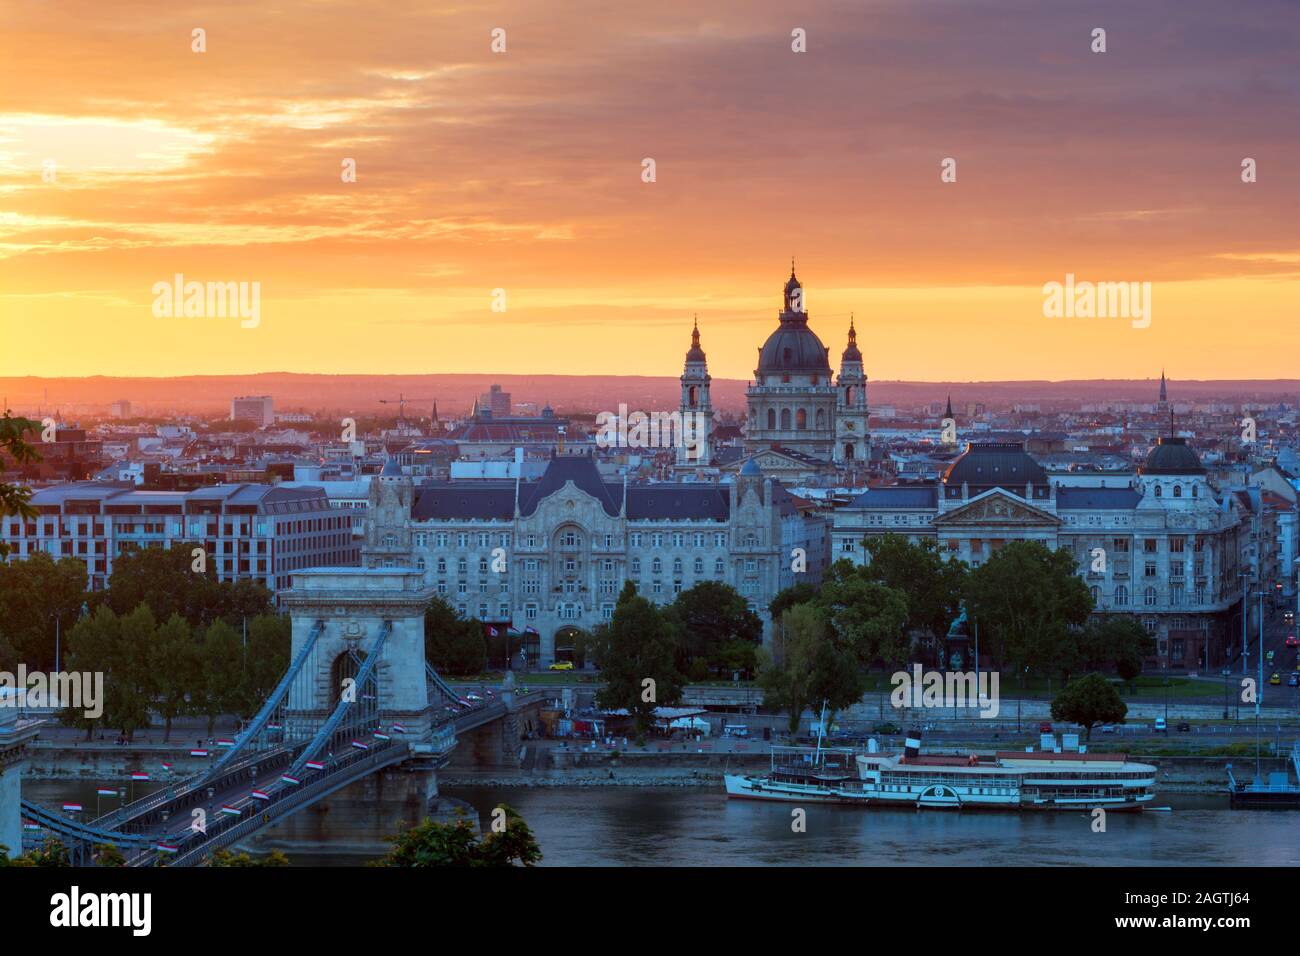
[1154,485,1162,498]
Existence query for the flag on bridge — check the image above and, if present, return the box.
[373,731,391,741]
[23,821,40,831]
[156,843,178,854]
[220,805,241,817]
[62,803,82,812]
[280,774,300,786]
[161,761,173,770]
[350,739,370,750]
[96,787,117,796]
[250,790,270,801]
[267,723,282,730]
[305,759,325,770]
[391,723,406,734]
[190,749,208,757]
[217,739,235,748]
[525,626,539,635]
[131,772,149,781]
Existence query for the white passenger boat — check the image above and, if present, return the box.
[725,734,1157,812]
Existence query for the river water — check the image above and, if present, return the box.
[25,780,1298,866]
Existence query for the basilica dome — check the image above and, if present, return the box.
[756,267,831,374]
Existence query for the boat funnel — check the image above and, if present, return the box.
[904,734,921,759]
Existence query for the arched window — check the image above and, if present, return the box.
[688,385,697,406]
[1115,585,1129,606]
[815,408,826,429]
[1192,485,1199,498]
[1173,485,1182,498]
[766,408,776,430]
[844,443,855,460]
[780,408,792,430]
[796,408,808,430]
[845,386,853,403]
[1144,587,1157,606]
[1154,485,1162,498]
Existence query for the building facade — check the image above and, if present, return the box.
[1,482,358,595]
[832,439,1247,670]
[362,453,830,664]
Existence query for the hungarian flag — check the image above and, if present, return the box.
[23,821,40,831]
[62,803,83,812]
[350,739,370,750]
[156,843,179,853]
[217,738,235,748]
[280,774,301,786]
[525,626,539,635]
[96,787,117,796]
[391,723,406,734]
[131,772,149,781]
[190,749,208,757]
[267,723,282,730]
[250,790,270,801]
[220,805,241,817]
[373,731,391,741]
[161,761,173,770]
[305,759,325,770]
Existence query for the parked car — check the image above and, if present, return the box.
[1287,674,1299,687]
[1038,721,1052,733]
[1099,724,1118,734]
[1285,634,1298,648]
[1154,717,1167,732]
[1270,672,1281,685]
[1176,721,1191,732]
[549,661,574,671]
[465,692,483,702]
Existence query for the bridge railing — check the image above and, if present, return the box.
[166,739,412,867]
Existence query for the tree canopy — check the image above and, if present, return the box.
[1050,672,1128,739]
[377,806,541,867]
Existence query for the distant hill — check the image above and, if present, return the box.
[3,373,1298,419]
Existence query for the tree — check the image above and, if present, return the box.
[93,844,126,867]
[0,552,89,671]
[106,544,273,628]
[424,597,487,675]
[150,614,198,742]
[0,837,71,867]
[588,585,683,731]
[1050,673,1127,740]
[861,535,967,664]
[1080,616,1154,683]
[62,603,155,740]
[209,849,290,867]
[0,411,40,558]
[759,603,866,732]
[965,541,1093,680]
[197,620,243,735]
[377,806,540,867]
[239,614,291,715]
[768,582,818,620]
[817,560,911,668]
[669,581,761,675]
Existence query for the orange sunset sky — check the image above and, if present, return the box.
[0,0,1296,383]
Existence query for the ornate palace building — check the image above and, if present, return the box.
[832,436,1249,671]
[364,452,829,665]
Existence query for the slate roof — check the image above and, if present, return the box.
[517,454,622,518]
[847,485,939,509]
[413,482,517,520]
[942,442,1048,488]
[626,485,730,520]
[1056,487,1143,510]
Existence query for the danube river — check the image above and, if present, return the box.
[24,781,1299,866]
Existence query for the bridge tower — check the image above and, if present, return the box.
[280,567,435,743]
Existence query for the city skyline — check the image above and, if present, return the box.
[2,0,1298,382]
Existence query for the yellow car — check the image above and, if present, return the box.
[1269,672,1280,685]
[548,661,574,671]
